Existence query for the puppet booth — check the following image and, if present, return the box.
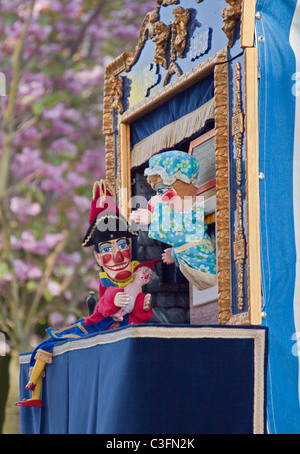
[17,0,300,434]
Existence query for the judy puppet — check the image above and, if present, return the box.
[131,150,217,290]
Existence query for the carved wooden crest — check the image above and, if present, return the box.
[125,2,191,85]
[125,6,161,71]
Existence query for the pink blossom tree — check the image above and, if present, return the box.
[0,0,156,357]
[0,0,157,434]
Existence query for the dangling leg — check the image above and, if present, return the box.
[15,363,45,408]
[16,350,52,408]
[25,359,46,391]
[31,374,43,400]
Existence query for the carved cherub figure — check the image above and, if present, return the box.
[171,6,190,61]
[152,21,170,69]
[222,0,242,47]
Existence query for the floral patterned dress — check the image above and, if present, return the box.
[148,200,217,277]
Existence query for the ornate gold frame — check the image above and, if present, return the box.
[102,0,262,326]
[103,52,133,185]
[103,47,232,324]
[214,51,231,324]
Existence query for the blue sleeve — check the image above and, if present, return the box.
[171,247,180,267]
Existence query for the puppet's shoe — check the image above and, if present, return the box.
[15,399,42,408]
[25,381,36,391]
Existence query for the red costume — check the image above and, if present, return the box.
[84,286,152,326]
[84,259,160,327]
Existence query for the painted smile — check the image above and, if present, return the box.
[104,262,130,271]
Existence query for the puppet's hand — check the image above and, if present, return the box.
[162,248,176,265]
[111,311,124,322]
[130,209,152,225]
[114,292,130,308]
[143,293,152,311]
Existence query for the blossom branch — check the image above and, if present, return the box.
[0,1,36,349]
[23,228,71,337]
[1,0,36,194]
[67,0,106,59]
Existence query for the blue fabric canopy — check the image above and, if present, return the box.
[256,0,300,434]
[18,325,267,434]
[130,74,214,147]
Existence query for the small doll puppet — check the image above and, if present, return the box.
[112,261,159,322]
[131,150,217,290]
[16,181,156,408]
[84,255,160,326]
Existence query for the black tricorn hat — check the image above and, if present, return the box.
[82,180,139,248]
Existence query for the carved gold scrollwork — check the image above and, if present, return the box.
[214,51,232,325]
[125,6,161,72]
[163,61,182,86]
[232,62,246,313]
[110,75,124,115]
[234,190,246,311]
[103,52,132,187]
[232,62,243,186]
[222,0,242,48]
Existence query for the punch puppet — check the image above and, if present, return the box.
[16,181,156,408]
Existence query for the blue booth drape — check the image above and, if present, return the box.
[18,324,267,435]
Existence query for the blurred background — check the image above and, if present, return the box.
[0,0,156,433]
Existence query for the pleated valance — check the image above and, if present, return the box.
[131,97,215,168]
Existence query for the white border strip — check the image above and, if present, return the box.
[20,326,264,359]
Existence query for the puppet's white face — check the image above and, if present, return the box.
[134,267,154,285]
[94,238,132,282]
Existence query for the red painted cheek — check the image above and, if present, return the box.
[122,249,131,259]
[102,253,112,264]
